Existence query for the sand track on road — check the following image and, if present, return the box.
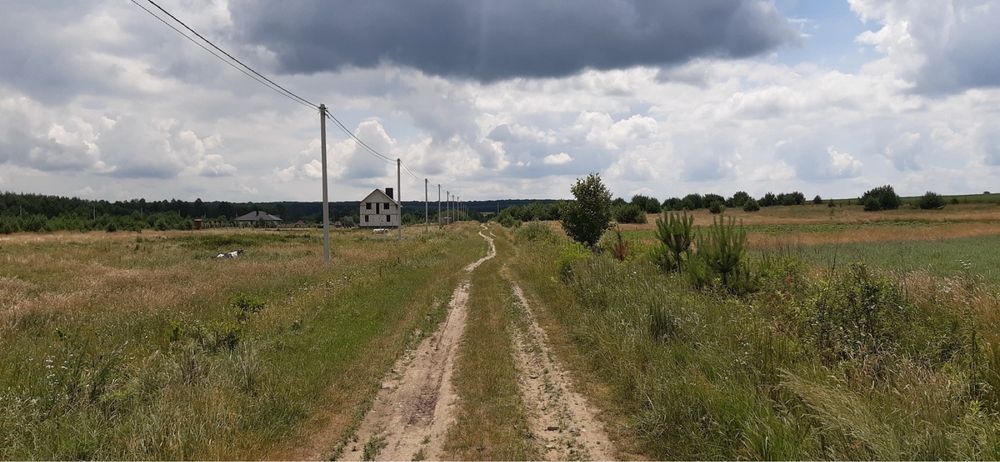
[505,270,615,460]
[341,228,495,461]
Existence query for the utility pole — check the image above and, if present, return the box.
[396,158,402,240]
[438,184,441,227]
[446,191,450,225]
[424,178,429,232]
[320,104,330,265]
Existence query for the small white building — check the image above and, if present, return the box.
[359,187,400,228]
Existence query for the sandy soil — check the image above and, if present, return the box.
[339,228,495,461]
[505,271,615,460]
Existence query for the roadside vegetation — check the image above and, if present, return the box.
[0,226,483,459]
[504,175,1000,459]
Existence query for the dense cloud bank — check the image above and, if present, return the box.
[230,0,798,81]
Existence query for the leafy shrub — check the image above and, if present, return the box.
[561,174,612,248]
[614,204,647,224]
[918,191,945,210]
[813,195,823,204]
[685,253,713,290]
[696,216,747,289]
[860,185,901,211]
[681,193,704,210]
[514,221,559,244]
[655,211,694,272]
[557,242,591,281]
[731,191,751,207]
[828,199,836,208]
[759,192,777,207]
[498,215,521,228]
[631,194,662,213]
[743,199,761,212]
[863,196,882,211]
[231,293,265,321]
[805,263,965,367]
[708,200,724,214]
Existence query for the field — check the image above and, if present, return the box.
[2,202,1000,460]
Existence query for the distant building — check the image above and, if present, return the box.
[360,187,400,228]
[235,211,282,227]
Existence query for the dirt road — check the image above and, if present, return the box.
[338,226,613,460]
[505,271,615,460]
[341,228,496,461]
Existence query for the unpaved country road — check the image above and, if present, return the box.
[340,227,495,461]
[504,270,615,460]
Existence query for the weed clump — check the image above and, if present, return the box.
[513,222,559,244]
[557,242,591,282]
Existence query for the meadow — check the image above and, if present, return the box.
[3,201,1000,460]
[507,203,1000,459]
[0,225,484,459]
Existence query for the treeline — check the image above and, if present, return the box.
[0,191,555,234]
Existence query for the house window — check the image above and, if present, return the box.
[386,214,391,222]
[366,202,372,210]
[384,202,389,209]
[365,215,369,223]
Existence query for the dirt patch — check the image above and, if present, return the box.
[339,229,495,461]
[504,271,615,460]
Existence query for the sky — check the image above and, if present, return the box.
[1,0,999,202]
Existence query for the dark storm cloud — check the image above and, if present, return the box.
[230,0,798,81]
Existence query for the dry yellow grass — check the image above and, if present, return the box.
[748,222,1000,248]
[616,203,1000,230]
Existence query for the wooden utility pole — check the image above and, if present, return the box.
[396,158,402,240]
[424,178,429,232]
[446,191,450,225]
[438,184,441,226]
[320,104,330,265]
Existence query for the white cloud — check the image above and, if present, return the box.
[543,152,573,165]
[824,147,864,178]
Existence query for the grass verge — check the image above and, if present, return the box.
[443,228,536,460]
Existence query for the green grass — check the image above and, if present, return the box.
[0,227,484,459]
[797,234,1000,286]
[510,233,1000,460]
[444,228,536,460]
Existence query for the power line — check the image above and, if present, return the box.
[142,0,318,110]
[134,0,435,191]
[130,0,315,110]
[325,112,394,163]
[401,163,420,180]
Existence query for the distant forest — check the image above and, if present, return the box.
[0,192,555,233]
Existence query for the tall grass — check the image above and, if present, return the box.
[0,227,484,459]
[510,235,1000,459]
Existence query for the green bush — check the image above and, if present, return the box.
[655,211,694,272]
[696,216,747,289]
[708,201,724,214]
[613,203,647,224]
[863,196,882,211]
[743,199,761,212]
[813,195,823,204]
[561,174,612,248]
[557,242,592,281]
[860,185,901,211]
[514,221,559,244]
[231,293,265,320]
[918,191,945,210]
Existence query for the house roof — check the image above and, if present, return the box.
[235,211,282,221]
[361,188,396,204]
